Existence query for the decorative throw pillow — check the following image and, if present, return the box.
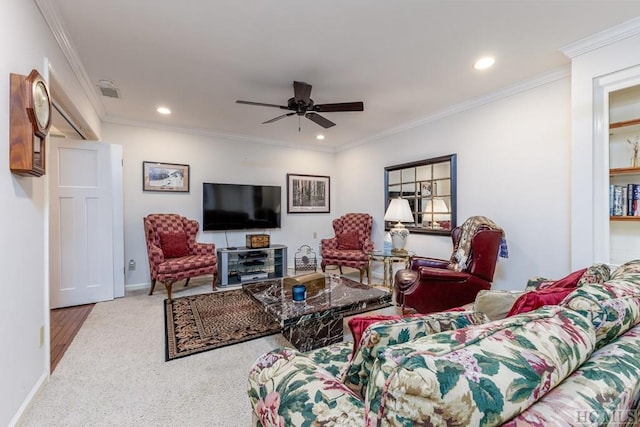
[576,263,610,287]
[546,268,587,289]
[337,231,360,250]
[506,287,575,317]
[159,231,189,258]
[474,290,526,321]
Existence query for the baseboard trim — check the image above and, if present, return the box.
[125,282,149,292]
[10,371,48,427]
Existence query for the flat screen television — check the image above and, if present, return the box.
[202,182,281,231]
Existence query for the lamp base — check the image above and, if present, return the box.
[391,248,408,255]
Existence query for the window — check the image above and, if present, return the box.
[384,154,457,235]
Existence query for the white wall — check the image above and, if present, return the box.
[570,31,640,269]
[0,1,99,425]
[102,123,338,288]
[336,77,573,290]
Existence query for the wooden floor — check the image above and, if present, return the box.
[50,304,95,372]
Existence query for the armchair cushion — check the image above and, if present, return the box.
[159,231,189,258]
[337,231,360,250]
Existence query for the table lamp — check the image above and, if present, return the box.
[384,198,414,254]
[425,198,449,229]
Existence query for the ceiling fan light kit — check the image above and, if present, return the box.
[236,81,363,131]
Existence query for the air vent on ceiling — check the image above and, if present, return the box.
[97,79,120,99]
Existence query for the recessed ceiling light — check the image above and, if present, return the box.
[316,134,325,140]
[157,107,171,115]
[474,56,495,70]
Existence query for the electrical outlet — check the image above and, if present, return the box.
[128,259,136,270]
[40,325,44,348]
[313,232,317,239]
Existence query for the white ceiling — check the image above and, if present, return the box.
[43,0,640,150]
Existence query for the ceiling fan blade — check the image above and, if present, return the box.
[305,112,336,128]
[313,102,364,112]
[236,100,289,110]
[293,81,312,104]
[262,112,295,124]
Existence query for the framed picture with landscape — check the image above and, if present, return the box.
[287,173,330,213]
[142,161,190,192]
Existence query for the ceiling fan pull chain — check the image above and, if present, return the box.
[298,116,301,132]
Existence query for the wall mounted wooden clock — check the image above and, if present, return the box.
[10,69,52,177]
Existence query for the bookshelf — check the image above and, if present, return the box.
[609,86,640,265]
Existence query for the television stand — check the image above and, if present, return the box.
[217,244,287,286]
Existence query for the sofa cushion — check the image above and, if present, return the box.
[348,315,402,355]
[561,279,640,349]
[342,311,489,398]
[503,323,640,426]
[474,290,525,321]
[304,342,354,377]
[365,306,595,426]
[348,313,433,356]
[247,347,365,426]
[159,231,189,258]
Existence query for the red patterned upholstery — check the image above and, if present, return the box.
[143,214,217,301]
[320,213,373,282]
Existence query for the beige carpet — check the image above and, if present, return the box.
[20,272,397,426]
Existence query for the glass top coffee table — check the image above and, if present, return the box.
[243,273,392,351]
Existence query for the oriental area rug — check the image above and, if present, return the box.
[164,289,281,361]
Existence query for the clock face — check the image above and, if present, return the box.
[33,80,50,130]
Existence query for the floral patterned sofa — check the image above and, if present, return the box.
[247,260,640,426]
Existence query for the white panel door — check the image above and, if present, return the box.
[49,138,114,308]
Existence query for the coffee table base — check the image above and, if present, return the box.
[243,275,392,352]
[282,312,343,352]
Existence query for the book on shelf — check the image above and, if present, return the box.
[612,185,624,216]
[611,183,640,217]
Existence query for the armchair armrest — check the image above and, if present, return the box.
[147,243,164,264]
[321,237,339,250]
[410,255,450,270]
[417,266,470,282]
[248,348,364,426]
[191,241,215,255]
[362,238,374,253]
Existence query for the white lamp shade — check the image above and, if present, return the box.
[384,198,414,223]
[425,198,448,213]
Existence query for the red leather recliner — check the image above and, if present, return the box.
[394,225,503,314]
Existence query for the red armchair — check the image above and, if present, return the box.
[321,213,373,283]
[144,214,218,301]
[394,221,504,314]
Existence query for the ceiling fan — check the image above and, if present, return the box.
[236,81,364,130]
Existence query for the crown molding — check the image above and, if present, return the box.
[560,16,640,59]
[340,66,571,152]
[101,116,337,153]
[35,0,105,117]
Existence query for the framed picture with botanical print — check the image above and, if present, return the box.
[142,161,190,192]
[287,173,330,213]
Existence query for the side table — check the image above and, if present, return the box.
[368,250,414,289]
